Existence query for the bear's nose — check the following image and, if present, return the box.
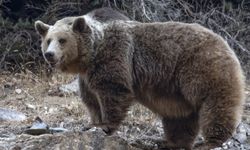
[44,52,55,62]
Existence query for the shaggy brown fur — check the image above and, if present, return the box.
[54,7,129,26]
[35,10,245,150]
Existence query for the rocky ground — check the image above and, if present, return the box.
[0,72,250,150]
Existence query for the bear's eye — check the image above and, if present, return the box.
[47,39,51,45]
[59,38,66,44]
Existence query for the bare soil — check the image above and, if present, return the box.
[0,72,250,150]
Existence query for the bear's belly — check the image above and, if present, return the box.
[137,94,194,118]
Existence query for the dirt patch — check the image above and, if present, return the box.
[1,72,250,149]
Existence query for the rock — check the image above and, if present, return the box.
[1,121,250,150]
[49,127,68,133]
[25,117,68,135]
[59,78,79,94]
[15,89,22,94]
[237,122,248,133]
[1,130,140,150]
[0,108,26,122]
[226,139,234,148]
[1,112,250,150]
[233,122,249,144]
[211,122,250,150]
[25,103,36,110]
[0,132,16,140]
[234,133,247,144]
[25,117,49,135]
[0,132,17,150]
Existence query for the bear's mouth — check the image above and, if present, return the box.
[54,56,66,69]
[45,59,57,67]
[43,55,58,67]
[44,58,62,69]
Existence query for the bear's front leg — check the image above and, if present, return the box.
[79,76,102,126]
[93,81,133,135]
[87,31,134,134]
[88,58,134,134]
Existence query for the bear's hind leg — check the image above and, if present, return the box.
[162,112,199,150]
[196,95,243,150]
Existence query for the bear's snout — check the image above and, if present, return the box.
[44,52,55,63]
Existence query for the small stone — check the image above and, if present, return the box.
[89,127,98,132]
[59,122,64,128]
[59,78,79,94]
[0,108,26,121]
[25,103,36,110]
[222,143,228,149]
[240,144,245,149]
[237,123,247,133]
[227,140,234,147]
[49,127,68,133]
[25,117,49,135]
[4,82,15,89]
[136,127,140,132]
[15,89,22,94]
[48,107,57,113]
[244,124,250,136]
[234,133,247,144]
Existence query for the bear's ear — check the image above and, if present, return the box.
[72,17,90,33]
[35,20,50,37]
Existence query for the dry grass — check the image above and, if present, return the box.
[0,0,249,80]
[0,71,159,133]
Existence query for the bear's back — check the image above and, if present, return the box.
[103,21,243,103]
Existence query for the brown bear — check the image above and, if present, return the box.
[35,8,245,150]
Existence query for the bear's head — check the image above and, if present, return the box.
[35,17,95,74]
